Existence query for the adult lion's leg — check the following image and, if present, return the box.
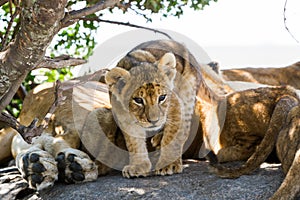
[271,106,300,200]
[0,127,16,164]
[211,95,299,179]
[12,134,58,191]
[216,133,262,163]
[49,129,98,184]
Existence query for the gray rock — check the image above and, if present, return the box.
[36,160,284,200]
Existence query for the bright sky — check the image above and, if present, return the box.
[90,0,300,70]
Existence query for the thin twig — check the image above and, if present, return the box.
[61,0,119,28]
[80,17,173,40]
[283,0,299,43]
[9,0,12,15]
[11,18,21,41]
[39,80,65,130]
[1,1,20,49]
[0,80,65,144]
[0,112,40,144]
[36,55,87,69]
[0,0,8,7]
[59,69,108,91]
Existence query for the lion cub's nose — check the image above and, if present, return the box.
[148,118,159,125]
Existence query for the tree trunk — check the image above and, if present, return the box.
[0,0,68,111]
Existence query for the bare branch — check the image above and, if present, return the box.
[0,112,41,144]
[16,84,27,100]
[39,80,65,130]
[283,0,299,43]
[36,55,87,69]
[59,69,108,91]
[1,1,21,49]
[0,80,65,144]
[10,19,20,41]
[0,0,8,7]
[116,1,130,12]
[61,0,119,28]
[81,17,173,40]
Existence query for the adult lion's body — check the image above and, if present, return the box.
[201,86,300,200]
[222,61,300,89]
[0,39,299,200]
[6,72,109,190]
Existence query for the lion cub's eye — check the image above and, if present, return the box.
[158,94,167,103]
[133,97,144,105]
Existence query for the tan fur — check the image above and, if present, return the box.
[1,39,299,199]
[105,39,207,177]
[200,86,300,200]
[0,127,16,163]
[222,61,300,89]
[1,40,209,189]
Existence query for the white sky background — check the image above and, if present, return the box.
[90,0,300,70]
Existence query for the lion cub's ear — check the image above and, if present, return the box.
[105,67,130,87]
[158,52,177,83]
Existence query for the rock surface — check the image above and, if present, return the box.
[0,160,285,200]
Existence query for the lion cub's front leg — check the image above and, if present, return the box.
[153,100,186,176]
[122,131,151,178]
[154,128,184,175]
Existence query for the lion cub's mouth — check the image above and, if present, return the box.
[138,122,164,132]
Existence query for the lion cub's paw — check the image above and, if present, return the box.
[155,159,183,176]
[16,148,58,190]
[122,161,151,178]
[55,148,98,183]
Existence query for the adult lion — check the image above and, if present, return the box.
[0,40,299,200]
[222,61,300,89]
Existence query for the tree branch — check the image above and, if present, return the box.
[39,80,65,131]
[0,80,65,144]
[36,55,87,69]
[80,17,173,40]
[1,1,21,50]
[0,0,8,7]
[0,112,40,144]
[0,0,68,111]
[283,0,299,43]
[61,0,119,28]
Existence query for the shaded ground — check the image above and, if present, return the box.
[0,160,285,200]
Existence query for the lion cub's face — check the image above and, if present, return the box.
[106,52,177,131]
[129,82,171,130]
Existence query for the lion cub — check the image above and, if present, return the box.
[105,40,204,178]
